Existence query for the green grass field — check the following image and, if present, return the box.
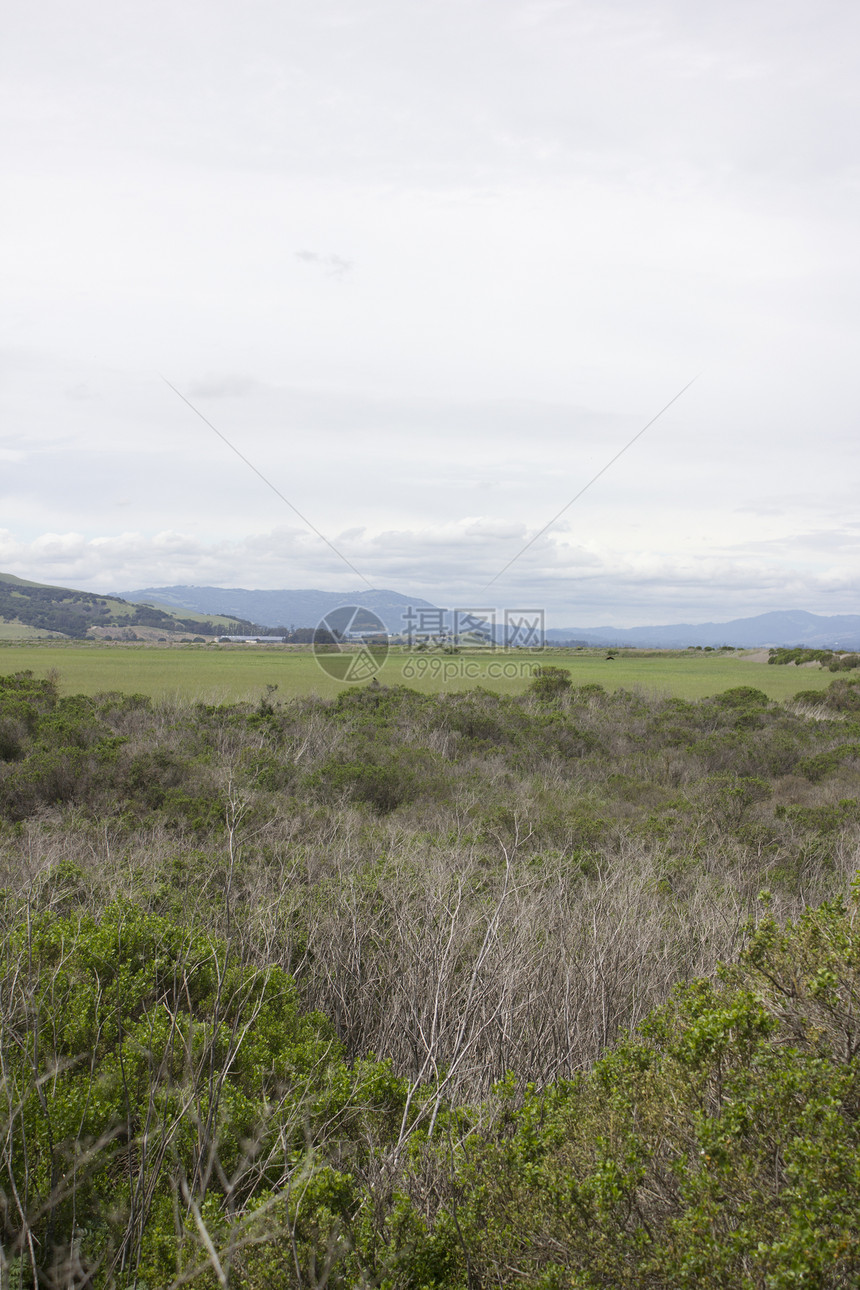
[0,621,61,640]
[0,642,839,704]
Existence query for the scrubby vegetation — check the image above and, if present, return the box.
[1,669,860,1285]
[769,646,860,671]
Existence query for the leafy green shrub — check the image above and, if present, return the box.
[439,689,526,747]
[690,772,772,827]
[775,798,860,833]
[242,747,296,792]
[707,686,771,728]
[118,746,188,809]
[160,785,226,832]
[528,665,573,701]
[793,687,832,707]
[0,716,24,761]
[310,744,438,814]
[798,742,860,783]
[821,677,860,710]
[769,647,834,666]
[432,894,860,1288]
[0,744,115,818]
[0,903,407,1287]
[828,653,860,672]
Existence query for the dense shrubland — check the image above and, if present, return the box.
[1,669,860,1286]
[769,646,860,671]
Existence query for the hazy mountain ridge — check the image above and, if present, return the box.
[121,586,439,635]
[547,609,860,649]
[3,571,857,647]
[121,586,860,648]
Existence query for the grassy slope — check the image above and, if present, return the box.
[0,572,245,637]
[0,571,67,588]
[136,600,247,627]
[0,574,71,637]
[0,574,91,638]
[0,642,838,702]
[0,621,62,640]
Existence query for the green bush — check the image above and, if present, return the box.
[528,665,573,701]
[798,742,860,783]
[0,903,408,1287]
[769,647,834,666]
[432,894,860,1288]
[310,744,438,814]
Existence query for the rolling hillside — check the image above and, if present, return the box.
[0,572,254,639]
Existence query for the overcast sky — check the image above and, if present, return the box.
[2,0,858,626]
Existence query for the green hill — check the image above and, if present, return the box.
[0,572,254,639]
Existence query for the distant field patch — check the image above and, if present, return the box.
[0,621,62,640]
[0,642,841,703]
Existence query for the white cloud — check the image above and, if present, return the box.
[296,250,354,279]
[0,1,858,623]
[1,517,858,628]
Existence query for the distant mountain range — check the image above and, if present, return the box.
[544,610,860,650]
[121,586,438,636]
[2,570,857,648]
[120,586,860,650]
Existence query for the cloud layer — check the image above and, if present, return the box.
[1,1,858,623]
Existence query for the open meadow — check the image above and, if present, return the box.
[0,640,837,702]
